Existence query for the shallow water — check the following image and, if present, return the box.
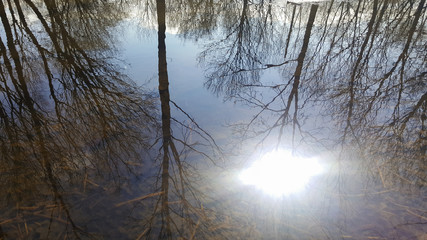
[0,0,426,239]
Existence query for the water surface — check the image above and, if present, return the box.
[0,0,426,239]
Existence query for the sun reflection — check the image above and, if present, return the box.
[239,149,323,196]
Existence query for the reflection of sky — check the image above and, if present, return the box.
[1,1,425,239]
[108,9,427,239]
[120,23,255,142]
[118,19,345,150]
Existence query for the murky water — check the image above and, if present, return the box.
[0,0,426,239]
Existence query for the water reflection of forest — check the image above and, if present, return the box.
[0,0,425,239]
[198,0,426,189]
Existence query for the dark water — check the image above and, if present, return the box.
[0,0,426,239]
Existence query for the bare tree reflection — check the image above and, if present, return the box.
[132,0,220,39]
[0,0,159,238]
[199,0,283,97]
[198,0,426,238]
[1,0,425,239]
[130,1,226,239]
[200,0,426,188]
[1,0,225,239]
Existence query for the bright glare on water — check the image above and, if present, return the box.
[239,149,323,196]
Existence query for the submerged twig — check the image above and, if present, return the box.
[115,191,164,207]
